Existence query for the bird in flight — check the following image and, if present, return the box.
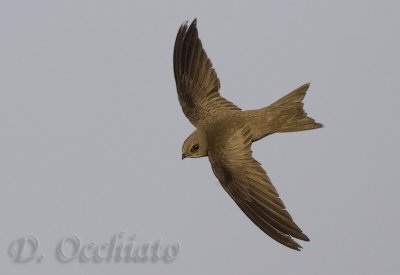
[173,19,322,250]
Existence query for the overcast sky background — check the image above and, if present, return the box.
[0,1,399,274]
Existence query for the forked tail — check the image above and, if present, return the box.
[268,83,323,133]
[246,83,323,141]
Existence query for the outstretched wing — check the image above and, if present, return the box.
[173,19,240,126]
[208,126,309,250]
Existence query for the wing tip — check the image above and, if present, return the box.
[180,18,197,29]
[282,234,310,251]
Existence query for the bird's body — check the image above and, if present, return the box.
[174,19,322,250]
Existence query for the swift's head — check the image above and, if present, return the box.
[182,129,208,159]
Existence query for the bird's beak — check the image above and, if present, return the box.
[181,153,186,160]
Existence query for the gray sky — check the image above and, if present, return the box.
[1,0,399,274]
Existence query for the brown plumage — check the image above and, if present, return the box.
[174,19,322,251]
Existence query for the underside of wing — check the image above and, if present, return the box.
[208,127,309,250]
[173,19,240,126]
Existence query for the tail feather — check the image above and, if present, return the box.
[246,83,323,141]
[268,83,323,133]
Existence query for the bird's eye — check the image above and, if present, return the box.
[191,144,199,152]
